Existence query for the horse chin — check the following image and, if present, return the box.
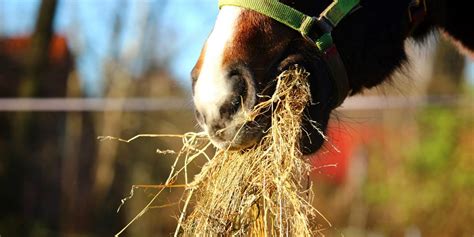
[299,129,326,155]
[207,119,268,151]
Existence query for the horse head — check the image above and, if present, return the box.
[191,0,473,154]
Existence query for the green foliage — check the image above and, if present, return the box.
[360,106,474,236]
[409,107,459,174]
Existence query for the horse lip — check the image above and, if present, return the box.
[207,121,266,150]
[208,134,254,151]
[211,140,250,151]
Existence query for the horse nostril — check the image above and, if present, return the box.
[219,69,249,118]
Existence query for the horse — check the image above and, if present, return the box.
[191,0,473,154]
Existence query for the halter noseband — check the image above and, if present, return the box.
[218,0,360,108]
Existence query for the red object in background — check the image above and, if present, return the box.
[310,122,379,185]
[310,125,357,185]
[0,36,69,64]
[0,35,73,97]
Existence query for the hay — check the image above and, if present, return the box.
[177,65,329,236]
[110,65,329,236]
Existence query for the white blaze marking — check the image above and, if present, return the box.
[194,7,242,126]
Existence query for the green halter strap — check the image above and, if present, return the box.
[219,0,358,52]
[218,0,360,107]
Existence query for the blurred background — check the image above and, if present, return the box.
[0,0,472,236]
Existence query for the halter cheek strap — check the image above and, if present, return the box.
[218,0,360,108]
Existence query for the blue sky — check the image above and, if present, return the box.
[0,0,473,96]
[0,0,217,95]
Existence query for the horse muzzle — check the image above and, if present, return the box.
[193,64,265,150]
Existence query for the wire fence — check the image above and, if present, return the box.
[0,96,471,112]
[0,97,192,111]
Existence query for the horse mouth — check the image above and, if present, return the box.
[207,117,269,150]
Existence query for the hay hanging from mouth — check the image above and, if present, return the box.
[109,65,329,236]
[176,65,327,236]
